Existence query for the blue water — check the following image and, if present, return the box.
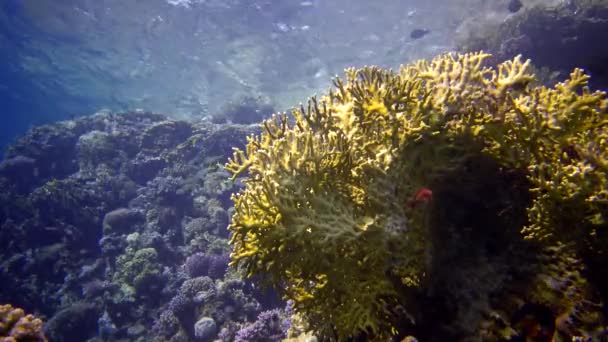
[0,0,107,156]
[0,0,464,156]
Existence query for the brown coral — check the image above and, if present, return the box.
[0,304,47,342]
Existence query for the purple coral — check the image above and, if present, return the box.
[153,277,217,339]
[234,309,286,342]
[184,253,229,280]
[152,310,180,337]
[167,293,192,314]
[207,254,229,280]
[281,300,294,335]
[184,252,210,278]
[165,277,216,316]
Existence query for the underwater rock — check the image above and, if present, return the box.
[457,0,608,89]
[0,155,36,192]
[140,120,193,151]
[76,130,126,172]
[44,302,99,342]
[127,154,168,184]
[5,124,81,183]
[194,316,217,341]
[102,208,144,235]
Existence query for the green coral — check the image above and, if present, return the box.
[226,52,607,339]
[114,247,163,295]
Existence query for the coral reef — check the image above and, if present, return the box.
[0,111,274,341]
[226,52,607,340]
[0,304,47,342]
[234,309,288,342]
[457,0,608,90]
[113,247,165,297]
[153,275,265,341]
[184,253,230,280]
[2,47,606,341]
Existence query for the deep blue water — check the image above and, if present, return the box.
[0,0,105,157]
[0,0,465,158]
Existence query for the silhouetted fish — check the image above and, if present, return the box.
[508,0,523,13]
[410,28,430,40]
[511,303,556,342]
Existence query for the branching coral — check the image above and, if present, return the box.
[225,52,607,339]
[0,304,47,342]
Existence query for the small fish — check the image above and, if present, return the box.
[508,0,523,13]
[409,28,430,40]
[405,188,433,209]
[511,303,556,342]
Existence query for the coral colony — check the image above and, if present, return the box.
[227,52,607,340]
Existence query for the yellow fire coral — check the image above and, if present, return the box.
[0,304,47,342]
[226,52,607,339]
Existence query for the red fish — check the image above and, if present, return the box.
[405,188,433,209]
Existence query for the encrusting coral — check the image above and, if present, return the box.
[226,52,607,340]
[0,304,47,342]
